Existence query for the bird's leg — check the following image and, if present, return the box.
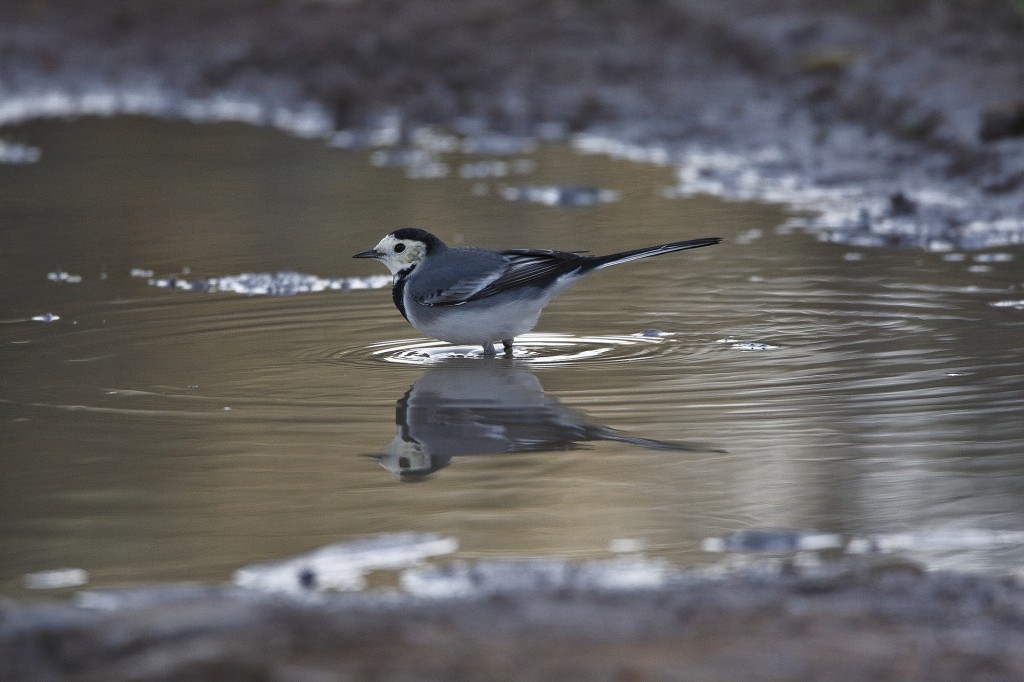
[501,339,514,357]
[482,341,496,357]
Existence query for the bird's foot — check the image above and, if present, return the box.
[481,340,514,357]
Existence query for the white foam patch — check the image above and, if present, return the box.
[575,131,1024,250]
[847,529,1024,554]
[0,87,334,141]
[233,532,458,594]
[0,138,41,163]
[401,556,673,599]
[23,567,89,590]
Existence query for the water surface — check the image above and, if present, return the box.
[1,117,1022,595]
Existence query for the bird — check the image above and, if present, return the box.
[373,361,719,479]
[353,227,721,356]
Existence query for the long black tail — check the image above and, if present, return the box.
[587,237,722,271]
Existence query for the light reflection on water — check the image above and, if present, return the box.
[0,117,1022,596]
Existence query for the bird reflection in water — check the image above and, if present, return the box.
[372,360,720,480]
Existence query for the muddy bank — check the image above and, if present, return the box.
[4,560,1024,681]
[1,0,1022,247]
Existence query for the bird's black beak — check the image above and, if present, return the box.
[352,248,382,259]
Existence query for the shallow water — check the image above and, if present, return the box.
[1,117,1023,595]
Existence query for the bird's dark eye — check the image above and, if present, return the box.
[394,243,406,253]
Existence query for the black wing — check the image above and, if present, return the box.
[416,249,588,306]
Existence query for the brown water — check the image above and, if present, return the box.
[1,117,1023,595]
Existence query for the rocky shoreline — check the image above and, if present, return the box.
[5,558,1024,681]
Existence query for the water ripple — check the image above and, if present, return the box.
[328,332,678,367]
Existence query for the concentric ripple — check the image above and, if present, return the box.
[331,332,679,366]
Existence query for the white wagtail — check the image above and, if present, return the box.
[353,228,721,356]
[377,363,715,479]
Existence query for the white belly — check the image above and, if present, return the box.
[405,295,548,344]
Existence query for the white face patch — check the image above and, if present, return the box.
[373,234,427,275]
